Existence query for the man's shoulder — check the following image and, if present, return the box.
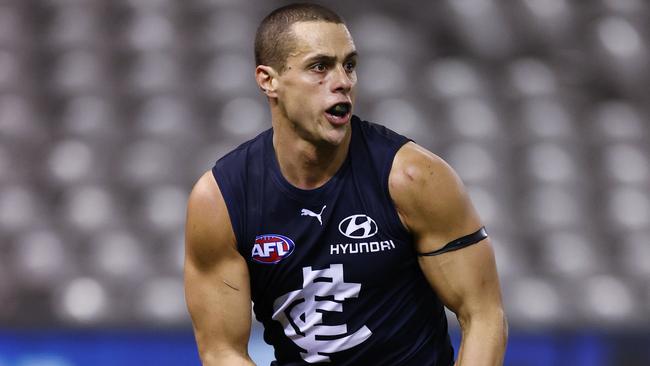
[390,143,450,186]
[388,142,476,236]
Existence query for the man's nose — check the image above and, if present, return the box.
[331,65,353,93]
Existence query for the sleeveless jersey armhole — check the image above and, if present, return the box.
[383,139,415,238]
[211,166,246,254]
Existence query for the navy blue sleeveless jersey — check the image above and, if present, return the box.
[213,116,454,365]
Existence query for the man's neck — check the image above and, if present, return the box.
[271,119,351,190]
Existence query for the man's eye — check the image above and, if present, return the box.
[312,63,326,72]
[344,62,356,72]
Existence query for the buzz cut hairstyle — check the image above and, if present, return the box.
[254,3,345,73]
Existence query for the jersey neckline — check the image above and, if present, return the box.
[264,117,357,204]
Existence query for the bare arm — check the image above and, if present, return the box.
[389,143,507,366]
[184,171,255,366]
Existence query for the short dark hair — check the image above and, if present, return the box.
[254,3,345,72]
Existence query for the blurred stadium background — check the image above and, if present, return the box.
[0,0,649,365]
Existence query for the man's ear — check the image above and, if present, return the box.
[255,65,279,98]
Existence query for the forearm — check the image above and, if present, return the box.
[454,309,508,366]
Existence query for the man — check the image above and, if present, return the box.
[185,3,507,365]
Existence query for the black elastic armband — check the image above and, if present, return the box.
[418,226,488,257]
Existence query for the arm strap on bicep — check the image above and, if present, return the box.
[417,226,488,257]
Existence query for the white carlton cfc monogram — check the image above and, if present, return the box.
[272,264,372,363]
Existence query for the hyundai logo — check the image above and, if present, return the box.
[338,214,378,239]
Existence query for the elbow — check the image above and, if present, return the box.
[457,305,508,342]
[497,308,509,346]
[503,310,509,340]
[194,336,254,366]
[199,350,255,366]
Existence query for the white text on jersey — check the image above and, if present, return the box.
[330,240,396,255]
[252,241,289,257]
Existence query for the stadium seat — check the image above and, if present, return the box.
[136,276,189,324]
[0,5,27,48]
[60,184,122,234]
[601,143,650,185]
[12,229,73,288]
[51,49,108,95]
[618,230,650,280]
[121,10,177,51]
[55,276,113,325]
[578,275,638,326]
[425,58,487,100]
[0,185,45,235]
[60,95,117,135]
[522,142,580,185]
[538,230,605,279]
[505,276,565,327]
[199,9,254,52]
[218,97,268,139]
[45,3,102,48]
[86,229,152,281]
[591,100,646,143]
[369,99,432,147]
[138,184,188,236]
[517,98,576,142]
[125,51,185,94]
[47,139,97,185]
[357,56,407,98]
[202,53,255,97]
[606,186,650,231]
[0,49,23,92]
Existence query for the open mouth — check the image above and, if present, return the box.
[325,102,352,118]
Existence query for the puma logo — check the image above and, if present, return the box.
[301,205,326,226]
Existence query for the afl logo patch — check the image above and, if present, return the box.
[338,214,378,239]
[252,234,295,264]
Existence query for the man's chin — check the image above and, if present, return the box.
[319,123,350,147]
